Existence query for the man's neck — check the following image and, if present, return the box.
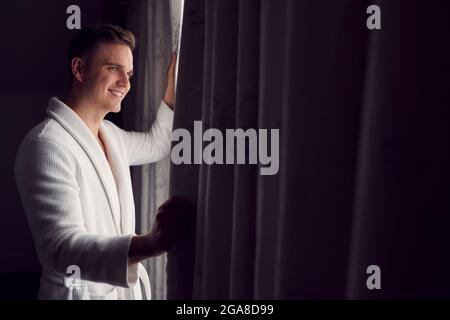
[66,92,106,140]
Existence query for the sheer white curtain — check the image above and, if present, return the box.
[124,0,183,300]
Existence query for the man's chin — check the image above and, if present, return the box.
[110,103,122,113]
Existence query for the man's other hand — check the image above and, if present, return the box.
[146,196,195,256]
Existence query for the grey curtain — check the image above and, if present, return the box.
[124,0,182,300]
[168,0,450,299]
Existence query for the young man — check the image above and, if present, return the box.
[14,24,193,300]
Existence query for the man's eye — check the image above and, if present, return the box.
[110,66,119,72]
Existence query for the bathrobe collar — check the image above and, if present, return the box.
[99,122,135,235]
[46,97,123,234]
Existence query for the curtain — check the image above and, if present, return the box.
[168,0,450,299]
[124,0,182,300]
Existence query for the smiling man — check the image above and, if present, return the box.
[14,24,193,300]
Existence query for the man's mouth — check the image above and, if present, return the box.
[108,89,124,99]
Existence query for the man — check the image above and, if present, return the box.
[14,24,193,300]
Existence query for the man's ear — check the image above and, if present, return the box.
[71,57,84,83]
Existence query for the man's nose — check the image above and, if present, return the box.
[117,71,130,88]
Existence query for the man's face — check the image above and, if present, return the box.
[80,42,133,114]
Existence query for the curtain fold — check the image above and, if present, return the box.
[125,0,181,300]
[229,0,260,300]
[169,0,450,299]
[272,0,370,299]
[167,0,204,300]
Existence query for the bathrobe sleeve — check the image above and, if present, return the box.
[111,101,174,166]
[15,137,136,288]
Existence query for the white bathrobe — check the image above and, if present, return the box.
[15,97,174,300]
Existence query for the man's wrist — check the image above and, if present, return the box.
[163,96,174,110]
[129,234,151,264]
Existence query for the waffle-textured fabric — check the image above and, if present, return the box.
[15,97,173,299]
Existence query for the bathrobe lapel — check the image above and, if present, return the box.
[99,123,135,234]
[46,98,122,235]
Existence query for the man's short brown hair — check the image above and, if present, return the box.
[68,24,136,75]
